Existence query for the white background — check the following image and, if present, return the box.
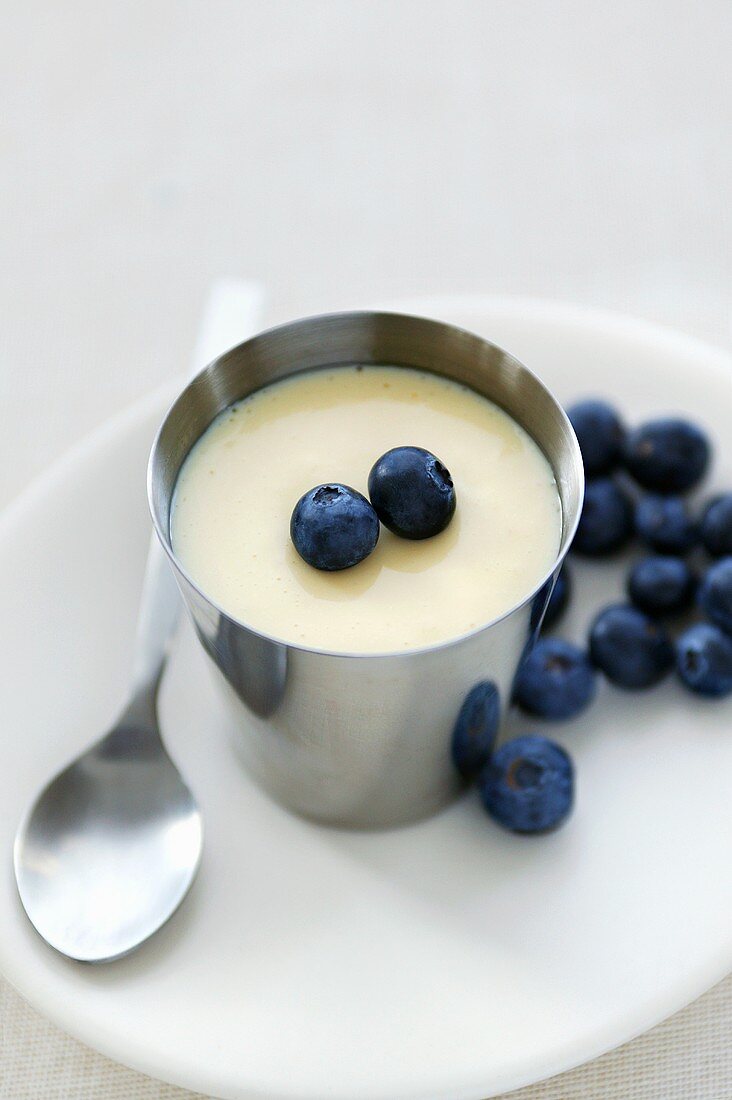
[1,2,731,1097]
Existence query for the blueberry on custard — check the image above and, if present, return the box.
[291,484,379,571]
[368,446,456,540]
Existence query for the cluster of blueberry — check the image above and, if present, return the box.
[290,445,456,570]
[454,400,732,837]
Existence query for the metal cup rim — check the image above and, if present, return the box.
[147,309,584,660]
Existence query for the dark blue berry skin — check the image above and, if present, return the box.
[567,399,625,476]
[572,478,634,556]
[623,418,710,494]
[514,638,596,720]
[627,556,696,617]
[698,557,732,635]
[700,494,732,558]
[290,484,379,571]
[634,494,698,555]
[589,604,674,688]
[451,681,501,781]
[368,446,456,540]
[530,565,571,633]
[677,623,732,697]
[479,735,574,834]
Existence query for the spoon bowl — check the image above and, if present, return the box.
[12,536,204,963]
[14,694,203,962]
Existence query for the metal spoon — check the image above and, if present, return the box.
[13,280,263,962]
[13,538,202,962]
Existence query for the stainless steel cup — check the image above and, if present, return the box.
[148,312,583,828]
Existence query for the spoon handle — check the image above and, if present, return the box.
[130,536,182,696]
[129,279,265,699]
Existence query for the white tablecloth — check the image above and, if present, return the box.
[2,2,731,1097]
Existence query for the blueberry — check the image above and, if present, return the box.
[290,484,379,570]
[627,556,696,617]
[530,564,571,633]
[623,417,710,493]
[700,493,732,558]
[634,494,697,554]
[514,638,596,720]
[589,604,674,688]
[368,446,456,539]
[572,478,633,556]
[451,681,501,781]
[478,734,574,834]
[567,399,625,476]
[698,557,732,634]
[676,623,732,697]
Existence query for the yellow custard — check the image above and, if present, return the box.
[171,365,561,652]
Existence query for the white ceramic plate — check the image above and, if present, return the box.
[1,298,732,1100]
